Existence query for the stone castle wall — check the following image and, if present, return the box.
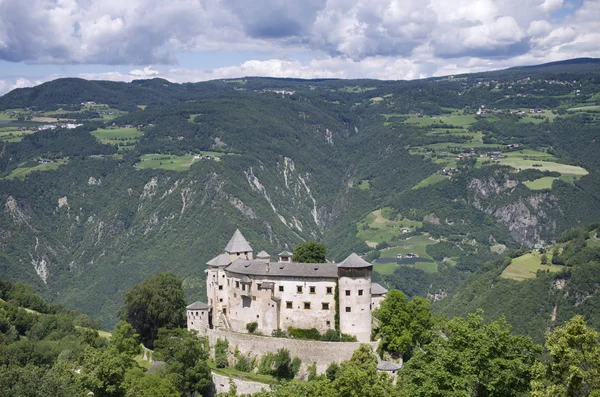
[206,328,377,373]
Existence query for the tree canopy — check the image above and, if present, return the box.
[120,273,186,348]
[292,241,327,263]
[374,289,433,359]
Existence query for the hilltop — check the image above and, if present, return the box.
[1,58,600,330]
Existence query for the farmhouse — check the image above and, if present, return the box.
[187,230,387,342]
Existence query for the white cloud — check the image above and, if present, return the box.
[0,0,598,91]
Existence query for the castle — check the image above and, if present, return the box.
[187,230,388,343]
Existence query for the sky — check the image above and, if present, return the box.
[0,0,598,95]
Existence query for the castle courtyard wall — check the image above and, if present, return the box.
[206,328,378,373]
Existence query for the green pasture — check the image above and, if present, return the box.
[0,112,14,120]
[92,127,143,140]
[500,252,563,281]
[357,179,370,190]
[502,149,556,159]
[0,128,34,143]
[357,208,422,245]
[3,158,69,180]
[92,128,143,150]
[135,152,225,171]
[494,158,588,176]
[413,173,449,189]
[524,177,558,190]
[188,114,203,123]
[374,259,437,275]
[518,110,557,123]
[404,114,477,127]
[379,235,437,260]
[568,105,600,112]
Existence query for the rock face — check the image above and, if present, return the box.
[468,174,559,248]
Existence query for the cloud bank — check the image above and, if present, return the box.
[0,0,598,93]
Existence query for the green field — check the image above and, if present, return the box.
[92,127,143,150]
[92,127,143,140]
[494,158,588,176]
[357,208,422,246]
[567,105,600,112]
[404,114,477,127]
[524,177,558,190]
[379,235,437,260]
[357,179,370,190]
[518,110,557,123]
[135,152,225,171]
[502,149,556,159]
[500,252,563,280]
[188,114,202,123]
[3,159,69,180]
[0,128,35,143]
[413,173,449,189]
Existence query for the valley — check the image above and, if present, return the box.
[0,59,599,339]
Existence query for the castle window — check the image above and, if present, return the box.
[242,285,246,291]
[218,285,223,290]
[345,290,350,296]
[219,298,223,302]
[234,293,237,298]
[326,321,331,326]
[345,307,351,312]
[279,286,284,292]
[304,302,311,310]
[326,286,333,294]
[252,296,256,301]
[297,286,303,293]
[286,301,293,309]
[236,281,240,288]
[322,303,329,310]
[242,296,251,308]
[309,286,316,294]
[358,289,363,296]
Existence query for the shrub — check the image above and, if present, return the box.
[288,327,321,340]
[340,333,358,342]
[246,322,258,334]
[257,348,301,379]
[271,329,287,338]
[234,347,255,372]
[321,329,340,341]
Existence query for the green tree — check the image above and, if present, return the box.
[374,290,433,359]
[153,328,212,396]
[80,346,136,397]
[125,372,180,397]
[541,254,548,265]
[531,315,600,397]
[120,273,186,348]
[215,338,229,368]
[292,241,327,263]
[399,311,541,397]
[111,321,142,357]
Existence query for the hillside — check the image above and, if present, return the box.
[1,58,600,330]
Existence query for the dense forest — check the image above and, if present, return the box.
[1,272,598,396]
[0,58,600,337]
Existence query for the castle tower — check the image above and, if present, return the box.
[337,253,372,342]
[224,229,253,261]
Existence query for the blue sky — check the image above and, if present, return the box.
[0,0,598,94]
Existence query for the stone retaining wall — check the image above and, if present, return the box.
[206,328,377,373]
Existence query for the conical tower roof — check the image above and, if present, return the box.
[224,229,253,253]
